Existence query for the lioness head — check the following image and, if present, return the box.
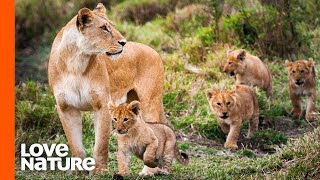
[206,88,238,120]
[108,101,141,134]
[285,60,314,86]
[223,49,246,76]
[76,3,126,59]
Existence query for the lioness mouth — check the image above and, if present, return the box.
[219,115,229,119]
[106,50,123,56]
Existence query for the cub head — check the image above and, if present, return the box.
[285,60,314,86]
[76,3,126,59]
[108,101,141,135]
[223,49,247,76]
[205,87,238,120]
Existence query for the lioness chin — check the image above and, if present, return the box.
[108,101,189,176]
[206,85,259,149]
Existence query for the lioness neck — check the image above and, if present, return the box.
[56,26,94,74]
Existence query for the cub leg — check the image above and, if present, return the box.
[217,121,230,135]
[57,107,86,172]
[289,91,302,119]
[248,113,259,138]
[143,140,159,168]
[160,140,176,175]
[306,92,317,121]
[224,122,241,149]
[117,148,130,175]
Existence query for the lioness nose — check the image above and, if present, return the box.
[118,39,127,46]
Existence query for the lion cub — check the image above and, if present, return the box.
[206,85,259,149]
[285,60,317,121]
[223,49,273,98]
[108,101,189,176]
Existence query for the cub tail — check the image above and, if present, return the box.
[174,144,189,166]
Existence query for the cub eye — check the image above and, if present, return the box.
[100,25,110,32]
[123,118,128,122]
[113,118,117,122]
[292,70,295,74]
[301,70,304,73]
[228,62,232,65]
[226,102,231,106]
[217,102,221,106]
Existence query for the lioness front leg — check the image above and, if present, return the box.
[289,92,302,119]
[306,92,317,121]
[143,141,159,168]
[57,107,86,172]
[91,106,111,173]
[225,122,241,149]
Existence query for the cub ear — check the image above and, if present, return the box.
[93,3,107,17]
[238,50,246,61]
[76,8,94,31]
[205,89,218,101]
[306,60,314,68]
[107,101,115,114]
[128,101,141,115]
[285,60,292,68]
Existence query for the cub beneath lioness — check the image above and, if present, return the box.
[206,85,259,149]
[285,60,317,121]
[223,49,273,98]
[108,101,189,176]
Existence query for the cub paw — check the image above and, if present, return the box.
[290,109,302,119]
[139,171,154,176]
[224,142,238,149]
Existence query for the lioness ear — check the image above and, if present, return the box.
[285,60,292,68]
[93,3,107,17]
[76,8,94,31]
[238,50,246,61]
[107,101,115,114]
[129,101,141,115]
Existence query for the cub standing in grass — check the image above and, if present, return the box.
[285,60,317,121]
[206,85,259,149]
[223,49,273,98]
[108,101,189,176]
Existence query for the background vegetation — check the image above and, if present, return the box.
[15,0,320,179]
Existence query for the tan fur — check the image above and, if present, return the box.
[48,3,166,173]
[206,85,259,149]
[285,60,317,121]
[223,49,273,98]
[108,101,189,176]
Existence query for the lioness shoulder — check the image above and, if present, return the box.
[206,85,259,149]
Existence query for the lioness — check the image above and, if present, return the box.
[108,101,189,176]
[223,49,273,98]
[206,85,259,149]
[285,60,317,121]
[48,3,166,173]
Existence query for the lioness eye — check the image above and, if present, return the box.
[101,25,110,32]
[227,102,231,106]
[301,70,304,73]
[217,102,221,106]
[123,118,128,122]
[113,118,117,122]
